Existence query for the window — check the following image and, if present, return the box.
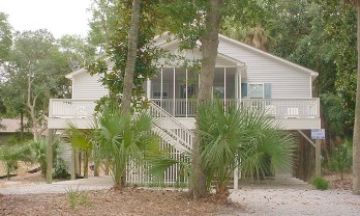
[248,83,264,98]
[247,83,272,99]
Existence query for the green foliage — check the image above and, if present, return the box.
[66,125,97,178]
[88,0,163,101]
[94,106,159,188]
[312,177,329,190]
[66,188,90,209]
[149,151,191,187]
[329,140,352,179]
[53,158,70,179]
[66,126,95,152]
[0,29,88,122]
[58,34,89,71]
[29,139,48,175]
[221,0,357,139]
[27,138,59,177]
[0,12,12,63]
[197,101,295,193]
[0,144,32,178]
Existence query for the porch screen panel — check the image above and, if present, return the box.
[225,68,236,106]
[213,68,224,100]
[175,68,186,116]
[151,70,161,106]
[162,68,174,114]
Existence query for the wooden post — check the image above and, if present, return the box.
[315,139,322,177]
[46,129,54,184]
[70,146,76,180]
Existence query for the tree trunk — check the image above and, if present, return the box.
[353,2,360,194]
[121,0,141,115]
[119,0,141,189]
[191,0,224,199]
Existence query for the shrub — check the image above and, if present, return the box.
[28,138,59,177]
[312,177,329,190]
[0,144,32,179]
[53,158,70,179]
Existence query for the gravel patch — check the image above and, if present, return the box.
[229,188,360,216]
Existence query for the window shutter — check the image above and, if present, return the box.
[241,83,247,98]
[264,83,272,99]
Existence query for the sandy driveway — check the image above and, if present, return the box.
[229,188,360,216]
[1,176,360,215]
[0,176,113,194]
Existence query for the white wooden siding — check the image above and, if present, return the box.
[72,72,108,100]
[158,43,236,68]
[218,40,312,99]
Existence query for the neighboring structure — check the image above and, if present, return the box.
[0,118,26,133]
[48,34,321,186]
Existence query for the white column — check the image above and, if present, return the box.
[173,67,176,115]
[185,68,188,118]
[160,67,163,106]
[233,166,239,190]
[235,70,239,102]
[224,67,227,106]
[146,78,151,99]
[237,64,243,107]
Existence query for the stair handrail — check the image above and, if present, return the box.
[149,102,193,150]
[151,123,191,153]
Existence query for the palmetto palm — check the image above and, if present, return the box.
[66,125,96,178]
[197,101,294,194]
[95,108,159,189]
[150,101,294,195]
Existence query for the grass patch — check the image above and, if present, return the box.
[66,188,91,209]
[312,177,329,190]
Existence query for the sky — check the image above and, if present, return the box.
[0,0,91,38]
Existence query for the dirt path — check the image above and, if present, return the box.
[0,176,113,194]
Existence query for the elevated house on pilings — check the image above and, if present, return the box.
[47,33,322,186]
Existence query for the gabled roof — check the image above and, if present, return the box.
[154,32,319,77]
[218,34,318,77]
[65,68,88,79]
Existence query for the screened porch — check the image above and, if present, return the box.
[144,66,320,120]
[146,67,240,117]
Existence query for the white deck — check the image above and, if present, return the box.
[48,98,321,130]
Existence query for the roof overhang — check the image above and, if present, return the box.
[153,33,319,78]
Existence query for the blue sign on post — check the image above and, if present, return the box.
[311,129,325,140]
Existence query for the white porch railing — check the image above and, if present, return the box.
[241,98,320,119]
[49,99,96,118]
[151,98,320,119]
[49,98,320,120]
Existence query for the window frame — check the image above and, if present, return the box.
[247,83,265,99]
